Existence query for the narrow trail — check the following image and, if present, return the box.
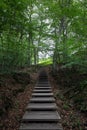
[19,69,63,130]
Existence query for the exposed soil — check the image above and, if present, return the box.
[48,68,87,130]
[0,69,38,130]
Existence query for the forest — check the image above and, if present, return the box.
[0,0,87,130]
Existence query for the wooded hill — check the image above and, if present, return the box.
[0,0,87,71]
[0,0,87,111]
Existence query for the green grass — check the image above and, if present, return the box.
[39,58,52,65]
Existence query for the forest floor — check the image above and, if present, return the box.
[0,66,87,130]
[0,67,38,130]
[49,76,87,130]
[47,67,87,130]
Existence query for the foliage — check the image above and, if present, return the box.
[0,0,86,72]
[39,58,52,65]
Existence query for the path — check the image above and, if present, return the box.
[19,70,63,130]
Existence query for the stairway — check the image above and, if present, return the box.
[19,70,63,130]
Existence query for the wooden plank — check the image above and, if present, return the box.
[30,97,55,103]
[37,81,49,84]
[32,93,53,97]
[36,82,49,84]
[22,111,61,122]
[26,103,57,110]
[36,85,50,87]
[37,83,50,86]
[19,123,63,130]
[33,89,52,93]
[34,87,51,89]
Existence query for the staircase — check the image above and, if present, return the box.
[19,70,63,130]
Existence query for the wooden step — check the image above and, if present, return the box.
[22,111,61,122]
[30,97,55,103]
[36,84,50,87]
[37,81,49,83]
[38,82,49,84]
[37,83,49,85]
[32,93,53,97]
[33,89,52,93]
[19,123,63,130]
[35,87,51,89]
[19,70,63,130]
[26,103,57,111]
